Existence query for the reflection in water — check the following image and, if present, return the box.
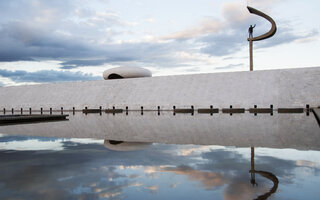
[103,139,280,199]
[104,140,152,151]
[0,112,319,150]
[0,135,319,200]
[250,147,278,200]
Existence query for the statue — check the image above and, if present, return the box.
[248,24,256,38]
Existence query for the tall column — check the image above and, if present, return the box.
[249,39,253,71]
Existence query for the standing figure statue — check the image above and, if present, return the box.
[248,24,256,38]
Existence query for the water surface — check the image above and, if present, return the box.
[1,134,320,200]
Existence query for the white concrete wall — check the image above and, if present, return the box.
[0,67,319,110]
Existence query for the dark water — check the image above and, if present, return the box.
[1,134,320,200]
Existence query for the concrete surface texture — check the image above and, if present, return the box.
[0,67,319,110]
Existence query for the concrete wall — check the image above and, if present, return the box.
[0,67,319,110]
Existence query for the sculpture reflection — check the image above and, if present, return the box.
[250,147,279,200]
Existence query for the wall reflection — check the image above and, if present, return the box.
[1,111,319,150]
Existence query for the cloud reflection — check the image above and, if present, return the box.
[0,135,320,200]
[161,166,225,190]
[145,185,158,194]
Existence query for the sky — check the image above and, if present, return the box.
[0,0,319,86]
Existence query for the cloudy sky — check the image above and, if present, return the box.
[0,0,319,86]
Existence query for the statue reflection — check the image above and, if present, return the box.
[250,147,279,200]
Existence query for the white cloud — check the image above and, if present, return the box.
[160,18,222,40]
[222,2,251,25]
[145,18,155,23]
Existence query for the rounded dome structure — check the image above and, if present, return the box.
[103,67,152,80]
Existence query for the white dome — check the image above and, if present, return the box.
[103,67,152,80]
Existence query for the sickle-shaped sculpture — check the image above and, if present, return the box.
[250,170,279,200]
[247,6,277,41]
[250,147,279,200]
[247,6,277,71]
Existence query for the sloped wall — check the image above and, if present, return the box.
[0,67,319,110]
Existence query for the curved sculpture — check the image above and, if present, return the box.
[247,6,277,41]
[103,67,152,80]
[250,170,279,200]
[247,6,277,71]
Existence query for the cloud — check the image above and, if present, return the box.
[0,22,99,62]
[222,2,252,26]
[246,0,281,9]
[0,20,186,69]
[0,0,317,75]
[194,2,263,57]
[197,4,316,57]
[257,28,319,48]
[0,1,254,67]
[0,0,130,64]
[0,69,101,83]
[215,63,243,70]
[295,29,319,43]
[145,185,158,194]
[199,32,246,56]
[160,18,222,41]
[60,59,110,69]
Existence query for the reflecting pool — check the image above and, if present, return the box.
[1,134,320,200]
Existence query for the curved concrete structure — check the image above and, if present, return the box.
[103,67,152,80]
[247,6,277,41]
